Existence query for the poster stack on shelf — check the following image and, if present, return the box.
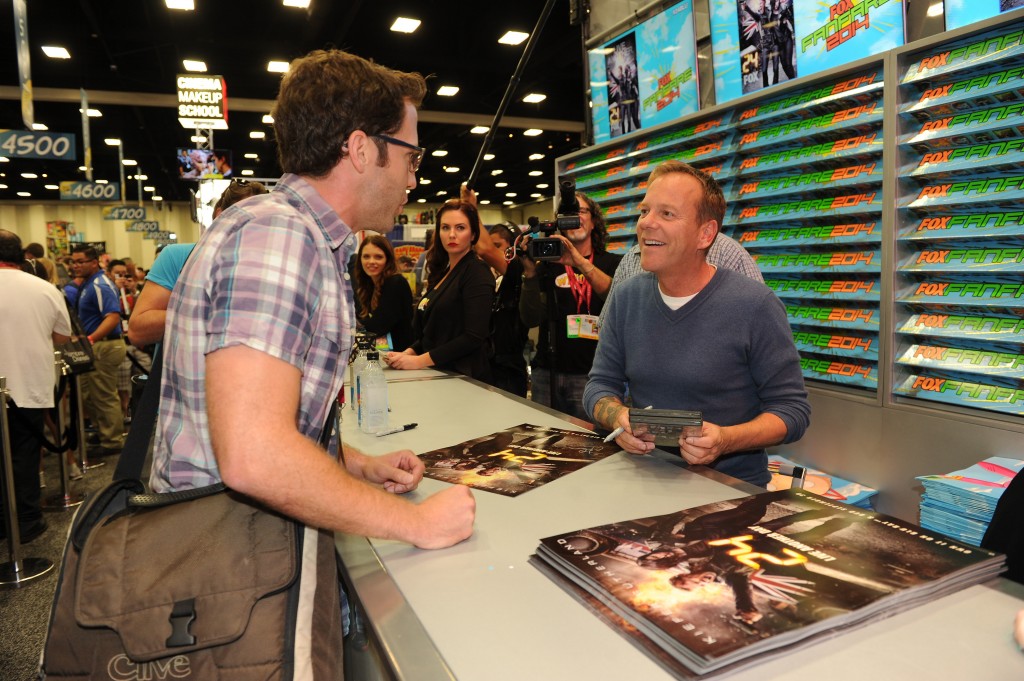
[766,453,877,509]
[916,456,1024,546]
[531,489,1004,678]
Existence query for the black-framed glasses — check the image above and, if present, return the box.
[371,134,425,173]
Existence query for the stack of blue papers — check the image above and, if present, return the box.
[916,457,1023,546]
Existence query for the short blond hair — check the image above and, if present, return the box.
[648,160,725,229]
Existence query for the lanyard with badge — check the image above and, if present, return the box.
[565,256,599,341]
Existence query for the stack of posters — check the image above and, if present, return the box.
[917,456,1023,546]
[419,424,619,497]
[767,454,878,509]
[532,490,1004,678]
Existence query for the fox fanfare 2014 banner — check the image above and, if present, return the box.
[710,0,905,103]
[588,1,699,144]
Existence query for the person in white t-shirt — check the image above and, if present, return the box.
[0,230,71,543]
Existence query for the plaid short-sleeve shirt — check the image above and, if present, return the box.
[150,173,357,491]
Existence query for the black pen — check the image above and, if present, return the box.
[375,423,418,437]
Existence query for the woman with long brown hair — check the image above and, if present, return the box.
[353,234,413,351]
[386,200,494,379]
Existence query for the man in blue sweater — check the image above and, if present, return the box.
[583,161,809,486]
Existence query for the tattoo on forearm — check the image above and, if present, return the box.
[593,396,624,429]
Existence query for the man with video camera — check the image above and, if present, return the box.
[520,187,621,421]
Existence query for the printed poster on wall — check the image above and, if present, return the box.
[710,0,905,103]
[588,0,699,145]
[945,0,1024,31]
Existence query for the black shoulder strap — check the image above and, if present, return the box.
[113,344,163,481]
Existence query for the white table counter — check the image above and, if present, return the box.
[336,374,1024,680]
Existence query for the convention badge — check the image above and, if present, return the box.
[554,272,572,288]
[417,296,429,311]
[578,314,599,340]
[566,314,582,338]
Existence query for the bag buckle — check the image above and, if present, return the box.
[166,598,196,647]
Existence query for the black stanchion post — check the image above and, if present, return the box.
[0,375,55,587]
[71,373,103,471]
[43,352,84,511]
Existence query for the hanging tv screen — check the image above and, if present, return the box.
[587,1,699,144]
[176,148,233,180]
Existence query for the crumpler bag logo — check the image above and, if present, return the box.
[39,486,343,680]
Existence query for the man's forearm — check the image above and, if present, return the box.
[720,413,788,454]
[90,313,122,341]
[593,395,627,431]
[581,264,612,297]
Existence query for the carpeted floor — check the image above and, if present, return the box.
[0,448,119,681]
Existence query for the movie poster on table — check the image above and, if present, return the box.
[710,0,905,103]
[945,0,1024,31]
[588,1,699,145]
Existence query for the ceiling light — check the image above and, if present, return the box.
[523,128,543,136]
[267,61,290,73]
[31,123,48,131]
[491,169,503,176]
[437,85,459,97]
[506,192,517,197]
[0,157,8,163]
[153,196,163,201]
[262,114,274,124]
[78,108,102,117]
[244,153,259,159]
[415,198,425,203]
[44,184,59,190]
[419,178,431,185]
[0,184,6,189]
[283,0,311,7]
[436,190,448,197]
[104,138,121,146]
[78,165,87,171]
[144,186,155,192]
[134,174,149,180]
[503,200,513,205]
[190,135,206,143]
[529,170,543,176]
[165,0,194,9]
[182,59,207,72]
[17,192,30,197]
[431,150,448,157]
[445,167,460,173]
[484,153,495,161]
[241,169,254,176]
[95,179,109,184]
[926,2,942,16]
[529,153,545,160]
[122,159,137,166]
[470,126,489,134]
[522,93,546,104]
[530,193,542,198]
[495,182,508,188]
[41,46,70,59]
[499,31,529,45]
[480,199,491,205]
[21,172,38,179]
[250,131,266,139]
[536,183,549,189]
[391,17,421,33]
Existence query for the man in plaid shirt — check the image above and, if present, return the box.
[151,49,474,549]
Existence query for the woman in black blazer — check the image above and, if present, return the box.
[353,234,414,351]
[386,200,494,380]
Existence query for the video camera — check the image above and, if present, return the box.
[525,177,581,262]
